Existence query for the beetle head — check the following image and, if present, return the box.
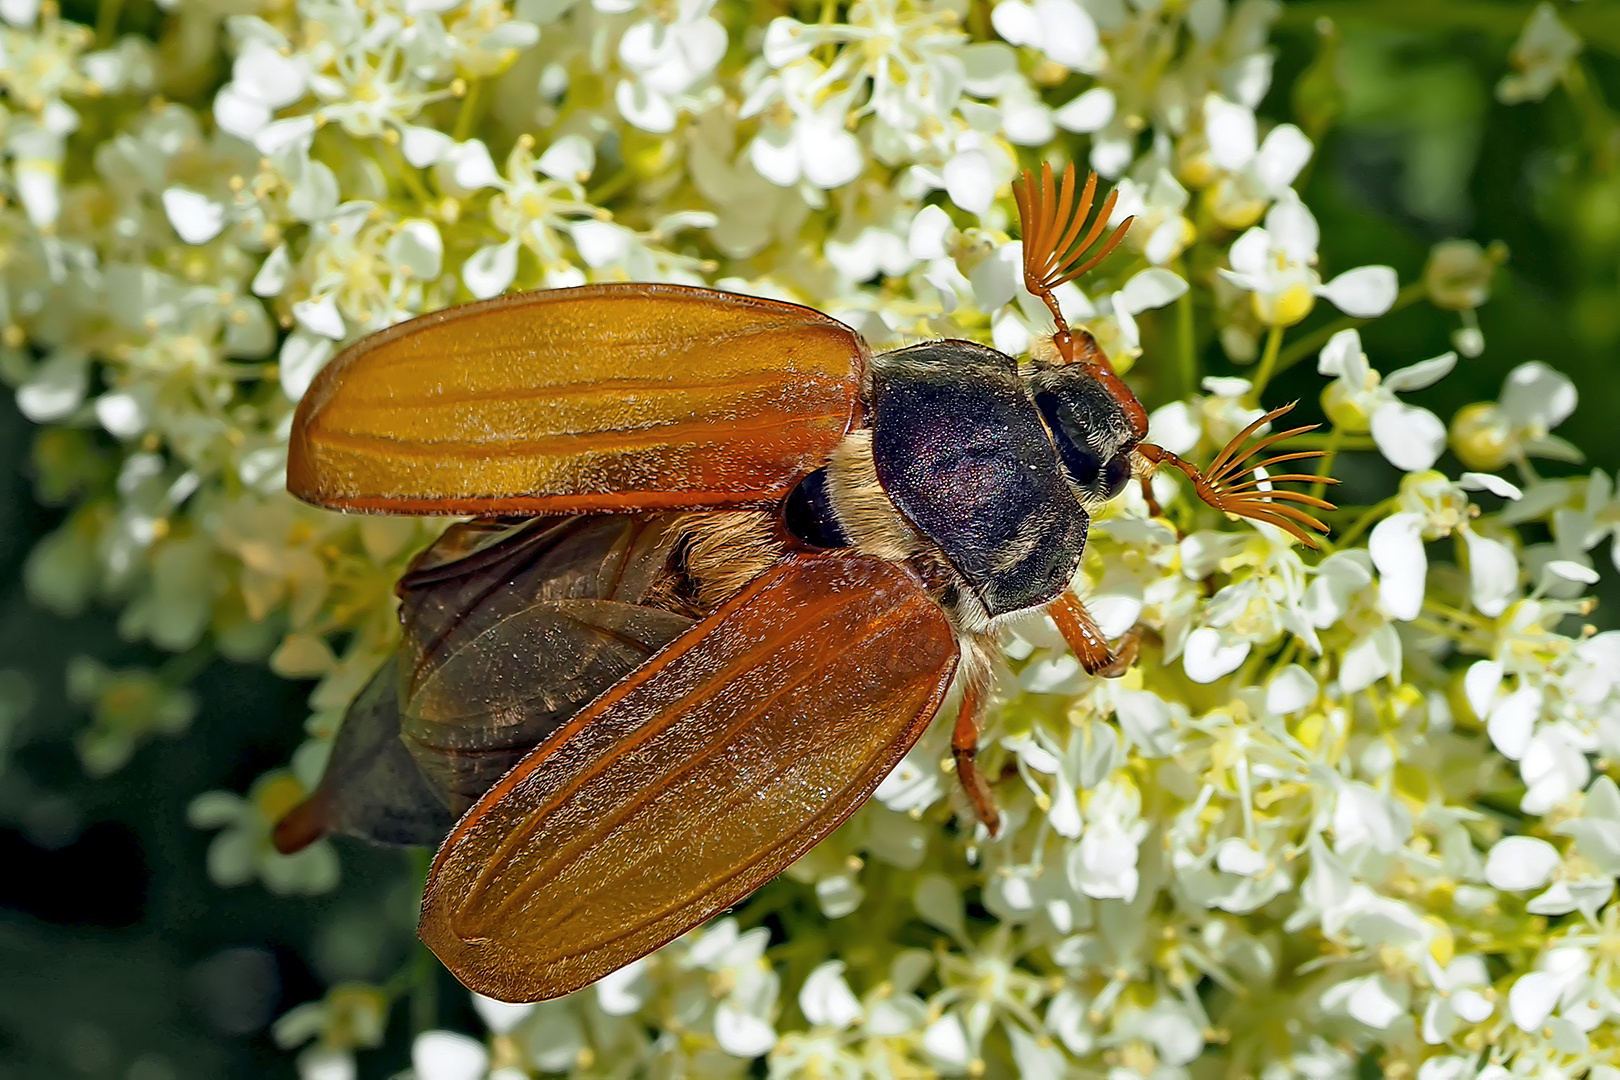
[1024,358,1142,504]
[1014,163,1336,546]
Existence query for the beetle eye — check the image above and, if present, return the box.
[1100,454,1132,500]
[1054,438,1102,489]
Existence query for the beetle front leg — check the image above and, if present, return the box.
[1051,592,1139,678]
[951,677,1002,837]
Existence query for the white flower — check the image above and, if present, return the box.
[1421,955,1496,1044]
[747,84,862,192]
[1220,194,1399,326]
[1067,778,1148,900]
[990,0,1100,74]
[616,0,727,134]
[1498,3,1582,104]
[1318,329,1455,472]
[1451,361,1582,473]
[1203,94,1313,228]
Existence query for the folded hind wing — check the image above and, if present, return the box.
[288,284,866,516]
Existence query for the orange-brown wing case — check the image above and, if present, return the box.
[287,284,866,515]
[418,551,958,1002]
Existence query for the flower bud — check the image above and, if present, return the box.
[1450,402,1513,471]
[1321,377,1371,433]
[1423,239,1497,310]
[1253,282,1314,327]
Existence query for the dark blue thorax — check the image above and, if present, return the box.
[868,341,1089,618]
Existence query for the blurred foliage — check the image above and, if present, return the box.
[1,2,1618,1078]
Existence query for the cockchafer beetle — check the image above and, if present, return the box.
[273,163,1334,1002]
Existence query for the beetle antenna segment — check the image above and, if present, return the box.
[1014,162,1133,364]
[1135,404,1339,548]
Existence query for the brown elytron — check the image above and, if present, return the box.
[289,284,865,515]
[420,553,956,999]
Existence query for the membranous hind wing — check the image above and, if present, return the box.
[397,515,695,813]
[419,551,959,1002]
[275,514,697,853]
[288,284,866,516]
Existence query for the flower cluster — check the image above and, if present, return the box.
[5,1,1617,1078]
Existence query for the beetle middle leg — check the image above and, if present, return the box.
[951,675,1002,837]
[1051,592,1139,678]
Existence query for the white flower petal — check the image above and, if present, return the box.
[214,85,273,140]
[1254,123,1312,191]
[1502,361,1577,429]
[1183,627,1249,683]
[1465,529,1519,617]
[1371,402,1446,472]
[1265,664,1317,715]
[1340,624,1400,694]
[411,1031,489,1080]
[1204,94,1257,170]
[95,391,146,440]
[713,1004,775,1058]
[463,241,519,300]
[1459,472,1523,500]
[536,134,595,181]
[1487,686,1542,761]
[1483,836,1561,891]
[278,331,334,402]
[1383,352,1457,393]
[1369,512,1427,621]
[1509,972,1560,1032]
[16,350,88,422]
[594,958,649,1016]
[1347,975,1405,1030]
[909,205,953,261]
[1463,660,1503,721]
[1215,838,1267,876]
[471,994,536,1035]
[1054,87,1115,133]
[572,220,633,269]
[942,149,995,214]
[292,294,345,340]
[401,125,454,168]
[444,140,502,191]
[385,219,443,281]
[615,79,676,134]
[1117,268,1188,314]
[799,961,862,1029]
[1319,265,1399,317]
[1266,196,1320,262]
[1227,226,1272,276]
[1547,559,1600,585]
[1034,0,1100,71]
[1521,728,1590,815]
[162,187,227,245]
[922,1014,970,1068]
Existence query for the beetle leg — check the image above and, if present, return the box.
[1051,592,1139,678]
[951,677,1002,837]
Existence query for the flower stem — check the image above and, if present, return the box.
[382,139,436,207]
[453,79,484,143]
[1246,324,1284,404]
[1309,425,1343,503]
[96,0,125,46]
[1176,262,1198,399]
[1334,497,1396,549]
